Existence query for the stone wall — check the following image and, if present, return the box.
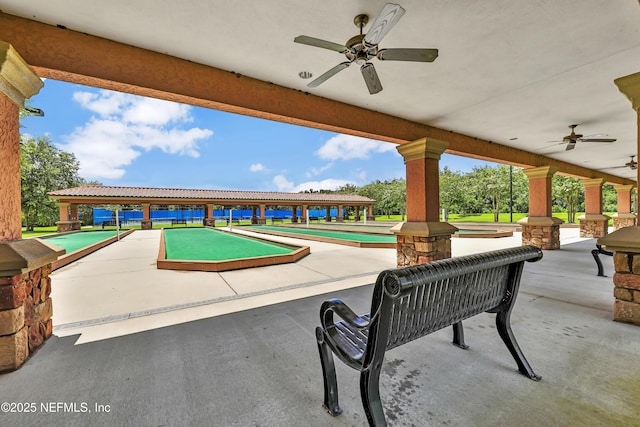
[579,219,608,238]
[613,216,636,230]
[141,220,153,230]
[55,220,81,233]
[520,224,560,250]
[396,234,451,267]
[612,252,640,325]
[0,264,53,372]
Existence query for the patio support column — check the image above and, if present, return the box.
[250,205,257,224]
[612,185,636,229]
[336,205,344,222]
[0,41,64,372]
[518,166,563,249]
[291,205,298,223]
[55,202,80,232]
[258,204,266,225]
[141,203,152,230]
[392,137,457,266]
[596,72,640,326]
[203,203,215,227]
[301,204,308,223]
[367,204,375,222]
[355,206,360,222]
[325,206,331,222]
[578,178,609,238]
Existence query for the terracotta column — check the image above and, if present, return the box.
[0,41,64,372]
[355,206,360,222]
[291,205,298,223]
[612,185,636,229]
[325,206,331,222]
[258,204,266,225]
[367,204,375,222]
[336,205,343,222]
[518,166,563,249]
[301,204,308,223]
[578,178,609,238]
[140,203,152,229]
[391,137,457,266]
[203,203,215,227]
[55,201,80,232]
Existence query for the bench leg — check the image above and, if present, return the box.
[452,322,469,349]
[360,366,387,427]
[495,311,541,381]
[315,328,342,416]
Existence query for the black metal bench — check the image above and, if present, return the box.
[591,244,613,277]
[315,245,543,426]
[171,219,187,226]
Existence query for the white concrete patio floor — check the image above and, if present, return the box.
[49,226,572,344]
[2,226,639,426]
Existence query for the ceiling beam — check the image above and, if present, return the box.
[1,12,634,186]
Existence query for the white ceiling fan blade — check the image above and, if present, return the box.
[363,3,406,46]
[294,35,349,53]
[361,63,383,94]
[307,62,350,88]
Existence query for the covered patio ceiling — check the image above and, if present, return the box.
[1,1,638,186]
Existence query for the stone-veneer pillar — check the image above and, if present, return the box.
[141,203,152,230]
[0,41,66,371]
[612,185,636,229]
[392,137,457,266]
[291,205,298,223]
[56,202,81,232]
[336,205,344,222]
[598,227,640,326]
[578,178,609,238]
[518,166,563,249]
[203,203,215,227]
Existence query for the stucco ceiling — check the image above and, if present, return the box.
[2,0,639,181]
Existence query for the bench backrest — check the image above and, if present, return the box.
[363,246,542,364]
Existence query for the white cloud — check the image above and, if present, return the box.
[272,174,354,193]
[305,162,334,178]
[63,90,213,180]
[316,134,397,161]
[250,163,265,172]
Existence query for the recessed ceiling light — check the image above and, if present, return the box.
[299,71,313,79]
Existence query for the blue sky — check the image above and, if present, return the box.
[20,79,493,192]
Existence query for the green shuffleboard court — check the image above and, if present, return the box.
[246,225,396,243]
[164,227,294,261]
[43,230,119,253]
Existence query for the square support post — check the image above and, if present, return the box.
[518,166,563,249]
[612,185,637,229]
[141,203,152,230]
[578,178,609,238]
[392,137,457,266]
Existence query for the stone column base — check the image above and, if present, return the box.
[256,218,267,225]
[141,220,153,230]
[203,218,216,227]
[518,216,563,250]
[336,216,344,223]
[0,239,62,372]
[578,214,610,238]
[55,220,81,233]
[612,213,636,230]
[366,216,375,222]
[291,217,298,224]
[391,222,458,267]
[598,226,640,326]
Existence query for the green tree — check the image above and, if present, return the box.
[552,175,584,223]
[20,135,84,230]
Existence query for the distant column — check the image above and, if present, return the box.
[141,203,152,230]
[578,178,609,238]
[336,205,344,222]
[203,203,215,227]
[518,166,563,249]
[291,205,298,223]
[325,206,331,222]
[258,204,266,225]
[612,185,636,229]
[355,206,360,222]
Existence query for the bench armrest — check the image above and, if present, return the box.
[320,298,370,331]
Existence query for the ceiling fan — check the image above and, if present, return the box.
[294,3,438,94]
[560,124,617,151]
